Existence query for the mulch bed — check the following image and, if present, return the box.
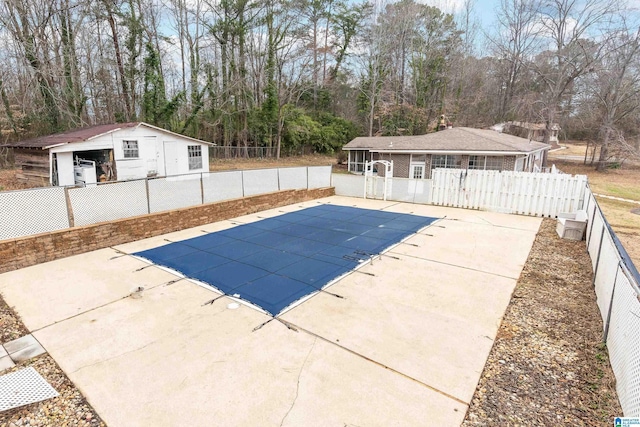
[0,218,622,426]
[463,218,621,425]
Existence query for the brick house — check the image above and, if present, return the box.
[342,127,550,179]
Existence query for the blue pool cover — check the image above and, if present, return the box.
[135,205,438,316]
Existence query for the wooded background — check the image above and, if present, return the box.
[0,0,639,165]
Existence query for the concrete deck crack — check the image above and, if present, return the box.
[387,250,517,280]
[68,340,159,375]
[280,337,316,427]
[30,280,170,335]
[283,320,469,407]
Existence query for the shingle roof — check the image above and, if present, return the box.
[343,127,550,153]
[4,123,140,149]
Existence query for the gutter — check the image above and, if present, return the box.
[371,149,548,155]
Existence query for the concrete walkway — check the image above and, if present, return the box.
[0,196,541,426]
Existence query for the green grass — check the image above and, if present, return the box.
[591,182,640,201]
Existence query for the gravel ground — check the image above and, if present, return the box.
[0,302,105,427]
[463,219,621,426]
[0,218,621,426]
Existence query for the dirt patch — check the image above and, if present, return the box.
[0,168,31,191]
[209,154,337,172]
[463,219,621,425]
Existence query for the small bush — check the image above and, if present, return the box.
[607,161,621,169]
[336,150,348,164]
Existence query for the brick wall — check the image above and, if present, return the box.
[460,155,470,170]
[376,153,410,178]
[0,187,334,274]
[503,155,516,171]
[423,155,432,178]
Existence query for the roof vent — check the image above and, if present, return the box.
[389,141,393,148]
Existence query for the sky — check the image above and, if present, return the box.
[420,0,501,53]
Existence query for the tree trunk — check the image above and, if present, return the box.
[103,1,132,121]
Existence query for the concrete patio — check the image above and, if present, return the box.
[0,196,541,426]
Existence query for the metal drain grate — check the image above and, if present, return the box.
[0,367,59,411]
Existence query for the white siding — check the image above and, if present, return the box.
[49,124,210,184]
[56,152,75,186]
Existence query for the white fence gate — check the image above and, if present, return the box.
[431,169,587,217]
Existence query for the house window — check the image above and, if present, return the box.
[411,154,426,163]
[485,156,503,170]
[468,155,482,170]
[123,140,139,158]
[468,155,503,171]
[431,155,461,169]
[188,145,202,170]
[349,150,369,173]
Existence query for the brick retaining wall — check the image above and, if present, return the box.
[0,187,334,274]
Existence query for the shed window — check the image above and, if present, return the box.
[431,155,461,169]
[123,140,139,158]
[188,145,202,170]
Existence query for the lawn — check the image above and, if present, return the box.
[549,159,640,264]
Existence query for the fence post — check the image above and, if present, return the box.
[592,226,606,286]
[145,178,151,214]
[63,186,75,228]
[584,187,591,212]
[277,168,281,191]
[603,262,621,343]
[307,167,310,190]
[587,196,597,248]
[241,170,245,197]
[200,173,205,204]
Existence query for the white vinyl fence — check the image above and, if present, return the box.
[584,187,640,416]
[333,169,586,217]
[0,166,332,240]
[331,174,432,204]
[431,169,587,217]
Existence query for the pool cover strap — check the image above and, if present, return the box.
[134,204,439,316]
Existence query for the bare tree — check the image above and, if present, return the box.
[487,0,541,121]
[531,0,617,144]
[591,22,640,170]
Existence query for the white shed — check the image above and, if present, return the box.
[5,122,211,186]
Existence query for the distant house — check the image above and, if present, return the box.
[501,121,561,146]
[342,127,550,179]
[4,122,211,186]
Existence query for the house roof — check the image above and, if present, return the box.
[3,122,211,150]
[343,127,550,154]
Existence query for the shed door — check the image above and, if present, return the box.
[163,141,181,176]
